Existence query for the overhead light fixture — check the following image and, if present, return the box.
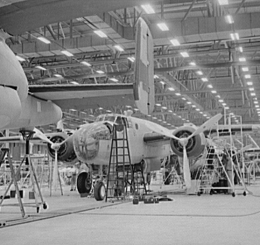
[218,0,229,5]
[247,81,253,86]
[207,84,213,88]
[110,78,118,82]
[196,108,200,111]
[222,103,227,106]
[70,81,79,84]
[211,90,217,94]
[154,75,159,79]
[239,57,246,62]
[182,97,186,101]
[156,103,161,106]
[127,57,135,62]
[187,101,192,104]
[219,99,224,102]
[180,52,189,58]
[249,87,254,91]
[141,4,155,14]
[168,110,173,113]
[81,61,91,67]
[160,81,165,85]
[157,22,169,31]
[114,45,124,52]
[54,74,63,78]
[175,93,181,96]
[238,46,243,52]
[216,95,221,98]
[170,39,180,46]
[94,30,107,38]
[245,74,251,79]
[225,106,230,110]
[251,93,256,96]
[196,71,203,75]
[168,87,175,91]
[16,55,25,62]
[35,65,46,71]
[254,101,258,104]
[189,62,196,66]
[230,32,239,40]
[162,106,167,110]
[37,36,51,44]
[242,67,248,72]
[61,50,74,57]
[225,15,234,24]
[192,105,196,108]
[201,77,208,82]
[96,70,104,74]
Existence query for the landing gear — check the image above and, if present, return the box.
[94,181,106,201]
[77,172,92,195]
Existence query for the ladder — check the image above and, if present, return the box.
[105,120,147,201]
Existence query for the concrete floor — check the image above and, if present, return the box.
[1,182,260,245]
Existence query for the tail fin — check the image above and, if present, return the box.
[133,18,155,115]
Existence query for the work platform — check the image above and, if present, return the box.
[1,183,260,245]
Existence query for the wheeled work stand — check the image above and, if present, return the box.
[0,130,48,218]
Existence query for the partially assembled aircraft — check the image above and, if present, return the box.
[0,17,153,131]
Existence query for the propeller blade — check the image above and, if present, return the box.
[183,145,191,189]
[52,150,59,190]
[56,119,64,132]
[188,113,222,140]
[33,128,53,145]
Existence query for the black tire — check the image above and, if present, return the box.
[94,181,106,201]
[77,172,92,194]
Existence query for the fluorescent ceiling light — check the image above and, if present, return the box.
[141,4,155,14]
[170,39,180,46]
[201,78,208,82]
[254,101,258,104]
[61,50,74,57]
[114,45,124,52]
[225,15,234,24]
[168,110,173,113]
[162,106,167,109]
[110,78,118,82]
[160,81,165,85]
[230,32,239,40]
[127,57,135,62]
[54,74,63,78]
[168,87,175,91]
[175,93,181,96]
[192,105,196,108]
[154,75,159,79]
[81,61,91,66]
[196,71,203,75]
[256,105,259,108]
[187,101,192,104]
[35,65,46,71]
[251,93,256,96]
[96,70,104,74]
[207,84,213,88]
[216,95,221,98]
[239,57,246,62]
[16,55,25,62]
[245,74,251,79]
[219,99,224,102]
[196,108,200,111]
[211,90,217,94]
[157,23,169,31]
[189,62,196,66]
[222,103,227,106]
[242,67,248,72]
[238,46,243,52]
[156,103,161,106]
[37,37,51,44]
[249,87,254,91]
[180,52,189,58]
[94,30,107,38]
[182,97,186,101]
[218,0,229,5]
[247,81,253,86]
[70,81,79,84]
[225,107,230,110]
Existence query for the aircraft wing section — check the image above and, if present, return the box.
[29,83,134,110]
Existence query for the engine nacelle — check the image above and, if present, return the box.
[170,126,205,158]
[47,132,77,163]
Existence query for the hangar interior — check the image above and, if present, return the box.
[1,1,260,243]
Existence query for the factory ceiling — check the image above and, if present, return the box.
[1,0,260,131]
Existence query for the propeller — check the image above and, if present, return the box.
[33,128,72,190]
[145,113,222,189]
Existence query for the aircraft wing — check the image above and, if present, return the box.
[29,83,134,110]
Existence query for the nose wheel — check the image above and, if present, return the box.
[94,181,106,201]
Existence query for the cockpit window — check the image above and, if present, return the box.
[95,114,115,123]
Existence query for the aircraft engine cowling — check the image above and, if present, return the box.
[47,132,77,163]
[170,126,205,158]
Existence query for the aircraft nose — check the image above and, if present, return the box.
[73,122,112,162]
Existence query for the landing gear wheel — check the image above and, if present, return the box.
[232,192,235,197]
[243,191,247,196]
[77,172,92,194]
[94,181,106,201]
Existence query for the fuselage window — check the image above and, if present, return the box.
[135,123,138,130]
